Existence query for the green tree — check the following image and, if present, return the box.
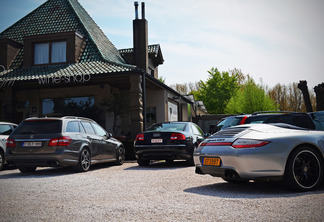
[194,68,239,114]
[225,76,276,114]
[158,76,166,84]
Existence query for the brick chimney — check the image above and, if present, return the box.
[133,2,148,73]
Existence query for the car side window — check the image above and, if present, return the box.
[66,121,80,133]
[191,124,203,136]
[0,124,13,135]
[80,121,96,135]
[91,123,107,137]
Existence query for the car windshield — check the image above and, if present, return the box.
[13,120,62,134]
[0,124,13,135]
[214,117,243,132]
[310,111,324,130]
[146,123,187,132]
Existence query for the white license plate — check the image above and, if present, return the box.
[151,139,163,143]
[23,142,42,147]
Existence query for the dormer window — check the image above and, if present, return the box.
[24,31,85,68]
[34,41,67,65]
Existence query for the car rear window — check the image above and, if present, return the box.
[146,123,187,132]
[12,120,62,134]
[245,115,279,124]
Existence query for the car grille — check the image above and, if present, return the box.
[211,127,249,138]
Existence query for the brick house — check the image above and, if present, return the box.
[0,0,204,139]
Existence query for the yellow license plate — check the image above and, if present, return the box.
[203,157,221,166]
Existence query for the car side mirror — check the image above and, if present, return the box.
[204,133,210,138]
[107,133,113,138]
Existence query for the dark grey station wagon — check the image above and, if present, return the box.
[6,116,125,173]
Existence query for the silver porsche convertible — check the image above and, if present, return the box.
[194,123,324,191]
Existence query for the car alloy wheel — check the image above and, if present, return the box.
[0,151,4,171]
[116,146,125,165]
[285,146,323,191]
[75,148,91,172]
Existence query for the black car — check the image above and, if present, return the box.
[209,111,323,134]
[6,116,125,173]
[134,122,205,166]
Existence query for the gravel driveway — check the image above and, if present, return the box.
[1,161,323,221]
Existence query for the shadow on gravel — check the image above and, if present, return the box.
[124,160,192,171]
[184,181,324,198]
[0,162,115,179]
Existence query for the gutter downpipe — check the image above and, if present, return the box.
[141,69,146,131]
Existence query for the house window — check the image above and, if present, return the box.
[34,43,49,64]
[42,96,94,115]
[34,41,66,65]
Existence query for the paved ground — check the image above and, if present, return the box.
[0,161,323,221]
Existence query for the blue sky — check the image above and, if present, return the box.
[0,0,323,90]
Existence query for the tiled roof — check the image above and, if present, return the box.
[0,61,133,82]
[67,0,125,64]
[0,0,135,81]
[119,44,161,56]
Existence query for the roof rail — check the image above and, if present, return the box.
[62,116,94,121]
[251,111,296,115]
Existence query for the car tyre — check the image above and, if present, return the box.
[186,156,195,166]
[137,158,150,166]
[18,166,37,173]
[284,146,323,192]
[115,146,125,165]
[74,148,91,172]
[0,151,4,171]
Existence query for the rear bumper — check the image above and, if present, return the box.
[6,150,79,167]
[134,144,192,160]
[193,145,286,180]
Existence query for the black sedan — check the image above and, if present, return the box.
[134,122,205,166]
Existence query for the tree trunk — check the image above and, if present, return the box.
[297,80,313,112]
[314,83,324,111]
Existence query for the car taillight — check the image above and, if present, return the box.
[135,134,144,141]
[199,142,232,147]
[170,133,186,140]
[6,138,16,147]
[232,139,270,148]
[48,136,72,146]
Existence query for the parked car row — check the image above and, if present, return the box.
[2,111,324,192]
